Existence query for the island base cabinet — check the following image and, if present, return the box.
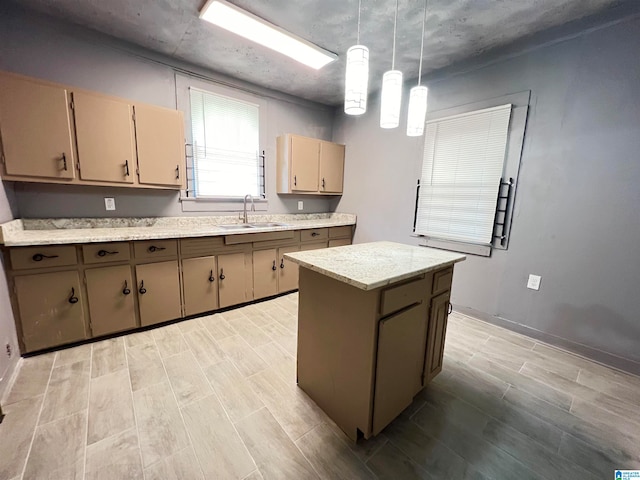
[277,245,299,293]
[424,292,451,383]
[135,261,182,327]
[218,253,251,308]
[14,271,86,352]
[182,256,218,317]
[85,265,136,337]
[253,249,278,300]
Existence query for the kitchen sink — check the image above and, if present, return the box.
[249,222,290,227]
[218,224,257,230]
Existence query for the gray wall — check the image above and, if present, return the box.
[0,3,336,218]
[334,14,640,372]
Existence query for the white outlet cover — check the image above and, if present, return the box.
[104,197,116,211]
[527,274,542,290]
[297,201,304,210]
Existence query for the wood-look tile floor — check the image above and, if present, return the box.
[2,292,639,479]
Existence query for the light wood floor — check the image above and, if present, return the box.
[1,292,639,479]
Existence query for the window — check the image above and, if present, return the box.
[415,104,513,254]
[189,87,264,198]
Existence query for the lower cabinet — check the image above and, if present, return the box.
[218,253,250,308]
[182,256,218,317]
[424,291,451,383]
[85,265,136,337]
[14,271,86,352]
[135,261,182,326]
[277,245,299,293]
[253,249,278,300]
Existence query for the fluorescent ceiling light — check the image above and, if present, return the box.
[200,0,337,70]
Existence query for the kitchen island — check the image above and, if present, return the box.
[285,241,465,440]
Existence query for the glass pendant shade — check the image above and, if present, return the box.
[380,70,403,128]
[344,45,369,115]
[406,85,428,136]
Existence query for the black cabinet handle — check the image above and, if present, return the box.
[61,152,67,171]
[176,165,180,179]
[97,250,119,257]
[139,281,146,294]
[294,175,297,186]
[147,246,166,253]
[280,258,285,269]
[219,268,225,281]
[311,232,319,237]
[272,260,277,271]
[122,280,131,295]
[209,270,215,282]
[447,302,453,315]
[124,159,130,176]
[322,178,325,189]
[68,287,78,304]
[32,253,59,262]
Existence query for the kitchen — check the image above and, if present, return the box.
[0,0,639,479]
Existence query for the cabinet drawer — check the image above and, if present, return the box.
[380,275,430,317]
[134,239,178,259]
[329,226,352,239]
[329,238,351,248]
[432,267,453,295]
[301,228,328,242]
[10,245,77,270]
[82,242,131,264]
[180,237,225,257]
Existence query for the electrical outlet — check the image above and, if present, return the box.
[527,274,541,291]
[297,201,304,211]
[104,197,116,211]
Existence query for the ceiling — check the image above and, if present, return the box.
[12,0,632,105]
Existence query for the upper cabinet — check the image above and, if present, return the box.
[0,74,76,179]
[276,133,345,195]
[134,103,184,188]
[0,71,185,190]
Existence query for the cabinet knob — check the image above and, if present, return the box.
[139,280,147,294]
[294,175,297,186]
[176,165,180,180]
[447,302,453,315]
[32,253,59,262]
[147,245,166,253]
[219,268,225,281]
[97,249,119,257]
[124,159,130,176]
[122,280,131,295]
[272,260,277,271]
[68,287,79,304]
[280,258,285,269]
[322,178,325,189]
[311,232,319,237]
[209,270,215,282]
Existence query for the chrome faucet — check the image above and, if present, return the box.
[243,194,255,223]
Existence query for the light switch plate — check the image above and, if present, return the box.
[104,197,116,211]
[527,274,541,290]
[297,201,304,211]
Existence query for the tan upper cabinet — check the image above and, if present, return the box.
[0,74,75,179]
[134,103,184,187]
[72,91,135,183]
[277,133,345,195]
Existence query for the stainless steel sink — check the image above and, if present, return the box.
[218,224,257,230]
[249,222,290,227]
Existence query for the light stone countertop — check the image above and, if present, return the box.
[285,241,466,290]
[0,213,356,246]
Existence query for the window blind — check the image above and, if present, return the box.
[190,87,261,197]
[415,104,512,245]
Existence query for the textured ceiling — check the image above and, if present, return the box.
[11,0,631,105]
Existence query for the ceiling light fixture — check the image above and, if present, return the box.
[406,0,429,137]
[344,0,369,115]
[380,0,403,129]
[200,0,337,70]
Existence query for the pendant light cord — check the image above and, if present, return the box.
[357,0,362,44]
[391,0,398,69]
[418,0,427,84]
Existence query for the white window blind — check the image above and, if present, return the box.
[189,87,262,197]
[415,104,512,245]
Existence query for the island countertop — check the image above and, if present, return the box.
[284,241,466,290]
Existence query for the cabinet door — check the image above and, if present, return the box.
[182,256,218,316]
[15,271,86,352]
[218,253,249,308]
[0,75,75,179]
[136,261,182,327]
[85,265,136,337]
[290,135,319,192]
[278,245,299,293]
[424,292,451,383]
[319,141,345,193]
[134,104,184,187]
[72,91,135,183]
[372,302,428,435]
[253,249,277,300]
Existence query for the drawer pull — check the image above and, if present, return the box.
[311,232,319,237]
[32,253,59,262]
[97,249,119,257]
[68,287,79,304]
[219,268,225,281]
[322,178,325,189]
[208,270,215,282]
[447,302,453,315]
[124,159,130,176]
[176,165,180,179]
[294,175,297,186]
[139,281,147,295]
[272,260,277,271]
[60,152,68,171]
[122,281,131,295]
[147,246,166,253]
[280,258,285,269]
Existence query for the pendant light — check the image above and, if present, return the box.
[406,0,429,136]
[344,0,369,115]
[380,0,403,129]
